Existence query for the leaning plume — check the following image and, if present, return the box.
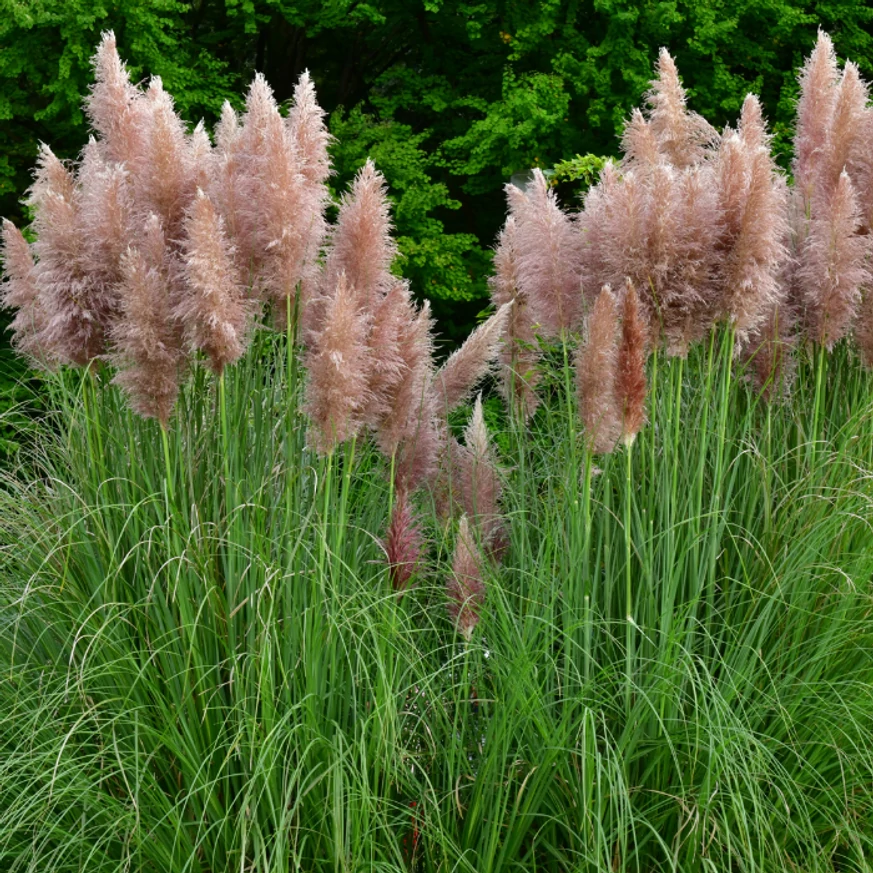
[799,171,869,349]
[820,61,869,198]
[304,271,372,454]
[447,515,486,641]
[507,169,583,336]
[576,286,621,454]
[435,301,512,412]
[178,190,251,375]
[111,216,184,427]
[617,279,649,447]
[0,220,49,363]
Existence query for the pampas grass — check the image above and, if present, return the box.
[3,31,873,873]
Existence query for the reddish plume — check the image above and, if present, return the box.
[383,488,425,592]
[576,286,621,454]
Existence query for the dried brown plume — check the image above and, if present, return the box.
[617,280,649,446]
[576,286,621,454]
[1,220,49,363]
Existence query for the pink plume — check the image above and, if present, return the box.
[507,169,583,337]
[799,171,870,349]
[1,220,50,363]
[111,215,185,426]
[645,48,717,169]
[178,190,251,375]
[793,31,839,204]
[303,271,372,454]
[322,160,396,317]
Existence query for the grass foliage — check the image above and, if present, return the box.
[1,329,873,872]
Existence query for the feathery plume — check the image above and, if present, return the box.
[364,280,415,426]
[1,220,49,363]
[793,31,839,203]
[304,271,372,454]
[576,286,621,454]
[460,396,504,550]
[716,127,789,340]
[111,216,184,426]
[435,301,512,411]
[85,31,147,168]
[620,108,660,170]
[799,171,870,349]
[238,74,313,315]
[507,169,583,336]
[490,217,541,418]
[617,280,649,446]
[322,160,396,317]
[134,77,191,239]
[447,515,486,641]
[288,70,332,189]
[178,190,251,374]
[661,164,720,353]
[212,101,254,276]
[738,94,768,151]
[383,488,425,592]
[578,161,620,302]
[27,145,106,366]
[78,139,131,295]
[645,48,717,169]
[820,61,869,198]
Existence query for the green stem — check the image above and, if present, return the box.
[624,438,634,710]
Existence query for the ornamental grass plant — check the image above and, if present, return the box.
[1,30,873,873]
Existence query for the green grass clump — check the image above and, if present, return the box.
[1,329,872,872]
